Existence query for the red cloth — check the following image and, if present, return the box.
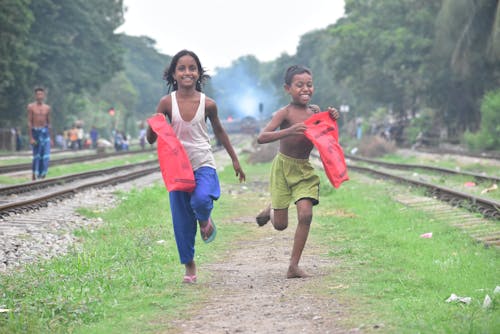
[304,112,349,188]
[147,114,196,192]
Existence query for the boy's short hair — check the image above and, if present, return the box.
[284,65,312,85]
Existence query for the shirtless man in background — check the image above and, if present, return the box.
[27,87,52,181]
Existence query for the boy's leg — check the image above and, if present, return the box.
[287,198,313,278]
[256,204,271,226]
[39,133,50,178]
[271,208,288,231]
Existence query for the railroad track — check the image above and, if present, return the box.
[346,164,499,219]
[0,134,253,272]
[312,152,500,247]
[0,148,156,174]
[0,160,159,216]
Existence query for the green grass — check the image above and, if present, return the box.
[0,159,498,333]
[312,172,500,333]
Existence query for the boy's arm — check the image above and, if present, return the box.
[27,104,35,144]
[257,108,307,144]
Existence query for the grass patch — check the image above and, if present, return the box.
[1,158,498,333]
[312,172,499,333]
[0,185,211,333]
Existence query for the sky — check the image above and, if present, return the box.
[117,0,345,73]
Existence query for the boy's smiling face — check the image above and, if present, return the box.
[285,72,314,106]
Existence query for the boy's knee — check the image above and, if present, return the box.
[298,212,313,225]
[272,221,288,231]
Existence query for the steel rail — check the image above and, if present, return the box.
[345,154,500,184]
[0,148,156,174]
[0,165,159,216]
[0,160,157,196]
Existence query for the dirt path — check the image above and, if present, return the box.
[166,217,349,333]
[158,140,352,333]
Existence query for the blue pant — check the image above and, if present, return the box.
[31,127,51,178]
[168,167,221,264]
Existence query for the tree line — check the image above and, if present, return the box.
[1,0,499,150]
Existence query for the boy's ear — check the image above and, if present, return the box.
[283,84,291,93]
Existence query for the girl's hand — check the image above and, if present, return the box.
[327,106,339,120]
[233,161,246,182]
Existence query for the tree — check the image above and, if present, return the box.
[27,0,124,130]
[328,0,441,120]
[429,0,500,135]
[0,0,35,126]
[120,35,171,118]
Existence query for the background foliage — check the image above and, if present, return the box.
[1,0,498,150]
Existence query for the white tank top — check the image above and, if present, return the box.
[171,91,216,171]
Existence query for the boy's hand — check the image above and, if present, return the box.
[327,106,339,120]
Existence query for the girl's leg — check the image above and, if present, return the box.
[190,167,220,239]
[287,198,313,278]
[169,191,197,276]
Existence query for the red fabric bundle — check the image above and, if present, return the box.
[304,112,349,188]
[147,114,196,192]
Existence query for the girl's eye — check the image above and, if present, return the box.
[189,65,197,72]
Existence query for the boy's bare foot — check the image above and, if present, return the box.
[287,265,312,279]
[256,205,271,226]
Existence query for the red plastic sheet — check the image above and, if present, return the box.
[304,112,349,188]
[147,114,196,192]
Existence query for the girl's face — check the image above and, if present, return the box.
[174,55,200,88]
[285,72,314,106]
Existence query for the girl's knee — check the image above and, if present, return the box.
[190,194,212,211]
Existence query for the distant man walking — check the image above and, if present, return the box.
[28,87,52,181]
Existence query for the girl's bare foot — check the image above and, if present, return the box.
[287,265,312,279]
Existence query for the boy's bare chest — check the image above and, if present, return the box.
[30,104,48,115]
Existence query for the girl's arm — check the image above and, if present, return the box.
[206,99,246,182]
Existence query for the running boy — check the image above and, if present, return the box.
[146,50,246,283]
[256,65,338,278]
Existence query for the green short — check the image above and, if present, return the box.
[270,152,320,209]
